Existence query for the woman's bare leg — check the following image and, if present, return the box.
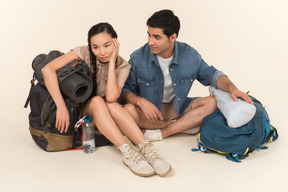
[107,102,146,145]
[83,96,125,147]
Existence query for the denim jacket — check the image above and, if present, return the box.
[121,41,225,116]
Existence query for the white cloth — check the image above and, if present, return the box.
[209,87,256,128]
[157,55,175,103]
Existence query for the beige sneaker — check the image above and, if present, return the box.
[118,139,155,177]
[139,141,171,177]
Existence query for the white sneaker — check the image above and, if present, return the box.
[181,126,200,135]
[139,141,171,177]
[118,139,155,177]
[144,129,163,142]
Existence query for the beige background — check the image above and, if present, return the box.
[1,0,287,191]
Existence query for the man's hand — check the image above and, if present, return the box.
[216,76,253,105]
[138,98,163,122]
[230,89,253,105]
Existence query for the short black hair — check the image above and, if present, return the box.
[147,9,180,37]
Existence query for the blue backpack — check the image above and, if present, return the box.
[192,96,279,162]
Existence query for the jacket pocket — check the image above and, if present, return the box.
[137,77,156,86]
[137,77,155,99]
[180,77,194,93]
[180,78,194,84]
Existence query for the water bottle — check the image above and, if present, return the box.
[82,115,96,153]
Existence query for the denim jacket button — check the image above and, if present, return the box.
[177,98,180,101]
[170,69,173,71]
[146,83,149,86]
[174,83,176,86]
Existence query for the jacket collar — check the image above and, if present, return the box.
[148,41,179,67]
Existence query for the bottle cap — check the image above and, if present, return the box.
[84,114,92,123]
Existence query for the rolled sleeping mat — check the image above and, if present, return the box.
[60,72,93,103]
[209,86,256,128]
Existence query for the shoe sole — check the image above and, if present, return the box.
[122,161,155,177]
[156,165,172,177]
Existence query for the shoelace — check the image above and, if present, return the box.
[141,143,160,164]
[125,141,144,164]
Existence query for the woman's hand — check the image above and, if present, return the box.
[109,38,120,64]
[56,105,70,133]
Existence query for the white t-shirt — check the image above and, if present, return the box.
[157,55,175,103]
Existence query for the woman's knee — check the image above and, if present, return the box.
[89,96,105,106]
[84,96,106,114]
[106,101,121,112]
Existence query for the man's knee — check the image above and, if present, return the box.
[188,96,217,116]
[123,103,138,118]
[188,96,217,111]
[206,96,217,111]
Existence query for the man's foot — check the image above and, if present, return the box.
[144,129,163,142]
[139,141,171,176]
[118,138,155,177]
[181,126,200,135]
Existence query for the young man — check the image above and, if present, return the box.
[120,9,253,142]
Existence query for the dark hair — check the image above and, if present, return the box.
[147,9,180,38]
[87,22,118,96]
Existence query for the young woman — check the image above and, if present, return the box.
[41,23,171,177]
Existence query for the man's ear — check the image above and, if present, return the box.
[170,33,177,42]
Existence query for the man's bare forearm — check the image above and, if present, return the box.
[216,76,238,93]
[121,92,143,107]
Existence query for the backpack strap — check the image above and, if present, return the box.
[24,76,36,108]
[261,125,279,144]
[191,137,210,153]
[226,154,241,162]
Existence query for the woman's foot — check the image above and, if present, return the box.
[139,141,171,176]
[118,138,155,177]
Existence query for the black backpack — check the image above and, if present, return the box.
[24,50,112,152]
[27,83,82,151]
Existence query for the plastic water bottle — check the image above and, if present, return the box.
[82,115,96,153]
